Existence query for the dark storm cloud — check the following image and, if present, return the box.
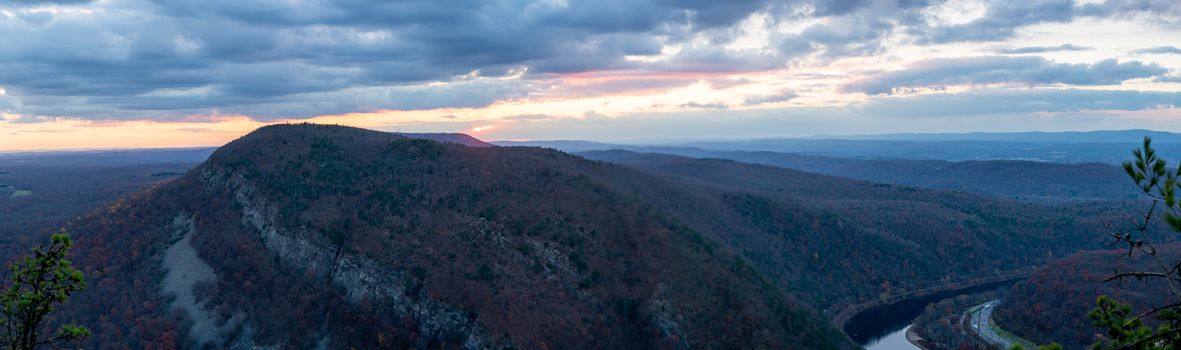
[845,56,1168,95]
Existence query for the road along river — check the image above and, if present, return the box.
[845,280,1020,350]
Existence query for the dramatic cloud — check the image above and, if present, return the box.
[916,0,1079,43]
[0,0,790,120]
[0,0,1179,148]
[431,89,1181,142]
[914,0,1181,43]
[845,57,1168,95]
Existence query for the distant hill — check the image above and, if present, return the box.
[492,140,617,152]
[570,149,1149,302]
[501,130,1181,164]
[810,129,1181,144]
[994,246,1180,349]
[395,132,494,147]
[580,149,1138,201]
[681,139,1181,164]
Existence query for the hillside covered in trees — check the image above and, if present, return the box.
[580,150,1164,302]
[32,124,1163,348]
[994,246,1180,349]
[57,124,855,348]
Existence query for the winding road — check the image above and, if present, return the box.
[968,300,1012,349]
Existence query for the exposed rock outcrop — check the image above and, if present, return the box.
[199,167,490,349]
[161,213,252,347]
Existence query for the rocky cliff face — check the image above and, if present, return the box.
[198,166,490,349]
[161,213,238,346]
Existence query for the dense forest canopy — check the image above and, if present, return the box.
[0,125,1169,348]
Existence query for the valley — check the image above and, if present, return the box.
[0,125,1166,349]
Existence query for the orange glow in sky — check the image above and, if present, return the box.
[0,117,266,152]
[2,2,1181,152]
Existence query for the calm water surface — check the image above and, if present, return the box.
[845,279,1020,349]
[863,325,918,350]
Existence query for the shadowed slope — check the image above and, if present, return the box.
[61,124,853,349]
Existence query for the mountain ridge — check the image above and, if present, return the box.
[61,124,854,349]
[48,124,1161,349]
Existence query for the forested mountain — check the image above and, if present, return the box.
[36,125,1158,348]
[0,131,484,257]
[994,247,1180,349]
[57,124,852,349]
[576,151,1159,302]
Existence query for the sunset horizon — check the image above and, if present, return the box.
[5,2,1181,349]
[2,0,1179,151]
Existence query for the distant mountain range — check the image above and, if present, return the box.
[805,129,1181,143]
[496,129,1181,164]
[579,149,1139,201]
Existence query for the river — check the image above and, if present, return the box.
[844,279,1021,350]
[862,325,918,350]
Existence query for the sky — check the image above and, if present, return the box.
[1,0,1180,150]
